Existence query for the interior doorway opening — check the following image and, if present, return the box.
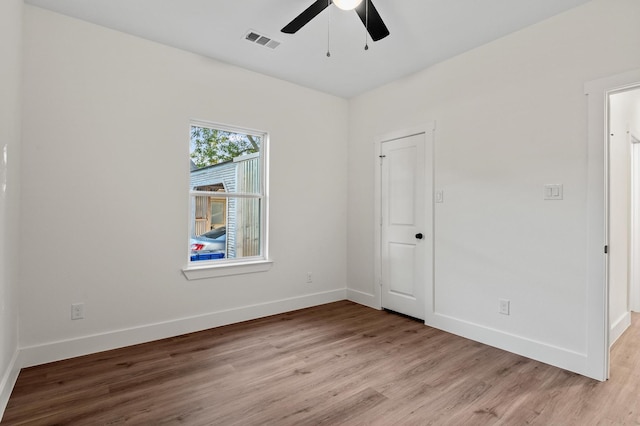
[585,68,640,381]
[608,86,640,347]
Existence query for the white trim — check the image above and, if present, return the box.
[347,289,378,309]
[584,67,640,381]
[182,259,273,280]
[0,350,20,419]
[190,191,262,198]
[373,142,384,311]
[427,313,592,377]
[610,311,631,347]
[632,141,640,312]
[19,289,347,368]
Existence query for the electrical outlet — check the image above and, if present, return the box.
[544,184,563,200]
[499,299,510,315]
[71,303,85,320]
[306,272,313,283]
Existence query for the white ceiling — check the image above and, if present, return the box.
[24,0,591,98]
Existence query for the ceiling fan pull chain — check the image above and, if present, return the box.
[326,0,332,57]
[364,0,369,50]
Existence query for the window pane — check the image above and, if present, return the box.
[190,126,260,170]
[210,199,226,229]
[190,197,261,262]
[227,197,261,259]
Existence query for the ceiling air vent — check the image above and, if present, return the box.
[244,30,281,50]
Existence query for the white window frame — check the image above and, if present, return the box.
[182,120,271,280]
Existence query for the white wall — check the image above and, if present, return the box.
[19,6,348,366]
[0,0,23,414]
[13,0,640,386]
[347,0,640,378]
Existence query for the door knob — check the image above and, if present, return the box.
[415,233,423,240]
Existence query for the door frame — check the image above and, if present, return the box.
[373,123,435,318]
[585,68,640,381]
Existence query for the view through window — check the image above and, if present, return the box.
[189,122,266,264]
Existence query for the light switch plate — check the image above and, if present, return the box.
[544,184,563,200]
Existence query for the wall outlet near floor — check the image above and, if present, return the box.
[71,302,85,320]
[306,272,313,283]
[498,299,510,315]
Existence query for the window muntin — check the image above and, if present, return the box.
[188,122,267,265]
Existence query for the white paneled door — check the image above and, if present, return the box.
[380,130,433,320]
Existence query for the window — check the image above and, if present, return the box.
[184,121,270,279]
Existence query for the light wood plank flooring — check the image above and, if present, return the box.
[2,301,639,425]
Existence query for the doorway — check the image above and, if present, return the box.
[374,124,434,320]
[608,87,640,345]
[585,68,640,381]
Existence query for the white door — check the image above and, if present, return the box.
[379,131,432,320]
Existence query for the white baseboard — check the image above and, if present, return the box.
[610,311,632,347]
[424,312,601,380]
[0,350,20,420]
[347,289,379,310]
[19,289,347,368]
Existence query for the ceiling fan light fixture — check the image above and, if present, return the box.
[333,0,363,11]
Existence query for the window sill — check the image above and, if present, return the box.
[182,259,273,281]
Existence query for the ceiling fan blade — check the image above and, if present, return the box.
[355,0,390,42]
[281,0,330,34]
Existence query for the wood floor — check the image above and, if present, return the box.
[2,301,639,425]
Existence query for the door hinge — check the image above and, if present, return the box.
[604,245,608,254]
[379,154,386,165]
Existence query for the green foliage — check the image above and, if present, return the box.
[190,127,259,168]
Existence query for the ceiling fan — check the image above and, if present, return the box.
[281,0,390,42]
